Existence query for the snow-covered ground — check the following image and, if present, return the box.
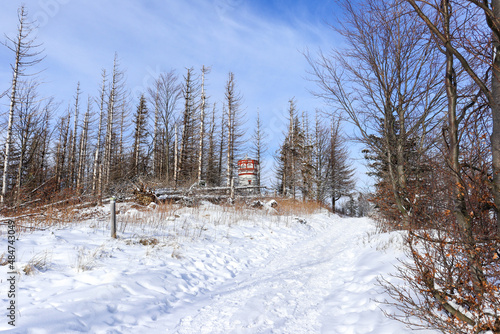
[0,202,438,333]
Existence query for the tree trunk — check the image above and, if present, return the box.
[153,90,159,179]
[92,70,106,195]
[69,82,80,189]
[1,9,24,205]
[77,102,90,191]
[174,125,178,188]
[104,57,118,189]
[226,104,233,189]
[198,66,208,184]
[490,0,500,234]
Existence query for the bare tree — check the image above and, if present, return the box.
[178,68,200,185]
[2,6,44,205]
[92,69,107,198]
[197,66,210,184]
[224,72,245,197]
[218,106,226,187]
[148,70,180,184]
[307,0,444,226]
[12,80,46,204]
[251,109,268,191]
[54,112,71,191]
[132,94,149,177]
[374,1,500,332]
[68,82,81,188]
[102,54,127,191]
[206,103,221,186]
[173,124,179,187]
[76,97,91,191]
[405,0,500,234]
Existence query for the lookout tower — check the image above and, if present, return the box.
[237,157,259,188]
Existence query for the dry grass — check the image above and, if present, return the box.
[2,197,327,250]
[76,245,107,272]
[271,198,325,216]
[139,237,159,246]
[0,253,8,266]
[23,251,52,275]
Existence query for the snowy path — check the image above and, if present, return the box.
[1,208,438,334]
[166,217,420,334]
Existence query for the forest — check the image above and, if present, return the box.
[0,6,356,213]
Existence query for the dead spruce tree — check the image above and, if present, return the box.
[131,94,149,178]
[2,6,44,205]
[276,98,304,199]
[92,69,107,198]
[68,82,81,189]
[177,67,200,185]
[251,109,267,191]
[102,54,127,192]
[76,97,91,191]
[224,72,245,197]
[197,66,210,184]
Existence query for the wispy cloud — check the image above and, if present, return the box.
[0,0,359,184]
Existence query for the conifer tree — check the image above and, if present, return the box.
[206,103,221,186]
[197,66,210,184]
[132,95,149,177]
[102,54,127,190]
[178,68,200,184]
[276,99,305,198]
[76,98,91,191]
[326,117,355,211]
[251,109,267,191]
[68,82,81,188]
[2,6,44,205]
[92,69,107,198]
[224,72,245,195]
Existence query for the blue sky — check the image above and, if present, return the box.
[0,0,371,189]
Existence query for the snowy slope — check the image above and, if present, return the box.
[0,203,438,333]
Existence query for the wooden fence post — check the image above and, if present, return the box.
[110,197,116,238]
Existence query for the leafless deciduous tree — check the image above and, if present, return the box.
[12,81,50,205]
[148,70,180,184]
[405,0,500,234]
[308,0,444,226]
[373,1,500,332]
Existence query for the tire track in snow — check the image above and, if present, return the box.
[172,217,379,334]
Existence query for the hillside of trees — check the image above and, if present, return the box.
[0,6,358,213]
